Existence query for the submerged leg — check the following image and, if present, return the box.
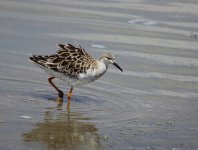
[48,77,64,102]
[67,86,73,109]
[67,86,73,101]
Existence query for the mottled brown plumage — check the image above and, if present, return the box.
[30,43,97,78]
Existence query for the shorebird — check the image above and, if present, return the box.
[29,43,123,104]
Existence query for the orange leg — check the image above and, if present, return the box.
[48,77,64,102]
[67,86,73,109]
[67,86,73,101]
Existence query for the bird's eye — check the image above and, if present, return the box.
[106,57,111,60]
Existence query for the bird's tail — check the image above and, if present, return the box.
[28,53,35,62]
[28,53,47,67]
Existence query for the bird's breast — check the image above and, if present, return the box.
[77,62,107,85]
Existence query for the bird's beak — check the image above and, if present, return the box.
[113,62,123,72]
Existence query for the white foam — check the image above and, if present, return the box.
[18,115,32,119]
[91,44,106,49]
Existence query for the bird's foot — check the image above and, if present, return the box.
[56,90,64,104]
[56,97,63,108]
[56,97,63,103]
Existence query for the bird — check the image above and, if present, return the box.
[29,43,123,104]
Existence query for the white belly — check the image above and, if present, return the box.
[37,62,107,86]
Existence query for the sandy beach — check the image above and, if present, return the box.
[0,0,198,149]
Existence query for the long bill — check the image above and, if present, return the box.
[113,62,123,72]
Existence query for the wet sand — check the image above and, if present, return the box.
[0,0,198,150]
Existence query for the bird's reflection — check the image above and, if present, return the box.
[23,105,102,150]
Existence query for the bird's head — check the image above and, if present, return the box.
[99,52,123,72]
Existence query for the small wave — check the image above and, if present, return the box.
[152,90,198,99]
[0,76,48,86]
[18,115,32,119]
[0,63,42,72]
[91,80,198,99]
[109,69,198,82]
[91,44,106,49]
[128,19,157,26]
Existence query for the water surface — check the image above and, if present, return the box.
[0,0,198,150]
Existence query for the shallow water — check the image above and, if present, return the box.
[0,0,198,150]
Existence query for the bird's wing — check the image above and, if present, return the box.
[30,43,95,77]
[56,43,90,60]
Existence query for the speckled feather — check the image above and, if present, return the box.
[30,43,98,78]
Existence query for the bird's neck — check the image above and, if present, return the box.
[96,60,108,76]
[99,58,109,67]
